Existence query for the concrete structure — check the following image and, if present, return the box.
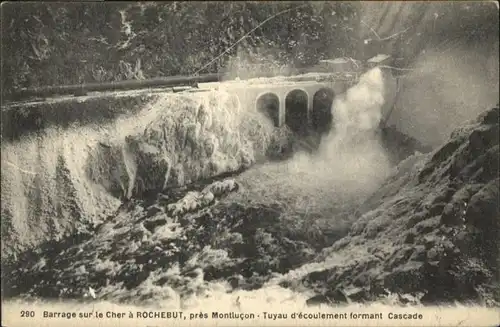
[206,77,352,133]
[5,70,359,138]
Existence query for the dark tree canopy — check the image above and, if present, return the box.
[1,2,360,99]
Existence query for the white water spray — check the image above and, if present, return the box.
[233,68,392,217]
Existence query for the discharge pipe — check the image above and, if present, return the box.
[7,74,223,101]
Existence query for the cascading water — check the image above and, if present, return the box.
[1,89,278,255]
[2,67,396,307]
[85,90,277,199]
[2,2,499,323]
[231,68,392,220]
[1,68,393,254]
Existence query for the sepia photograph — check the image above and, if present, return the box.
[1,1,499,326]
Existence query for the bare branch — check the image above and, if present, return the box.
[378,26,411,41]
[361,19,411,43]
[360,20,381,40]
[193,4,309,76]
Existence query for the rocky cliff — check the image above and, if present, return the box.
[284,105,499,306]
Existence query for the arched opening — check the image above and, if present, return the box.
[285,89,308,136]
[256,93,280,127]
[312,88,335,135]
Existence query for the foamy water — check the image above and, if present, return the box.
[3,68,397,312]
[1,89,275,254]
[1,68,392,253]
[3,68,495,327]
[231,68,392,217]
[1,124,120,253]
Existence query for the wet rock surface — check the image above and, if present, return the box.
[291,106,499,307]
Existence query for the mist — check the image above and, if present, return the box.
[358,1,500,148]
[289,67,391,194]
[235,67,392,218]
[388,44,499,147]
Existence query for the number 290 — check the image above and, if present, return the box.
[20,311,35,318]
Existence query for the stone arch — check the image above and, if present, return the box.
[256,92,280,127]
[312,88,335,135]
[285,89,308,136]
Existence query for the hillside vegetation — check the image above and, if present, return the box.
[1,1,360,100]
[3,2,497,97]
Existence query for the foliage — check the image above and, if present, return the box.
[1,2,360,99]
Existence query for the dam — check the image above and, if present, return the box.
[2,67,371,143]
[207,76,352,136]
[2,55,398,144]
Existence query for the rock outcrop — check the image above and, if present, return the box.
[290,105,499,306]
